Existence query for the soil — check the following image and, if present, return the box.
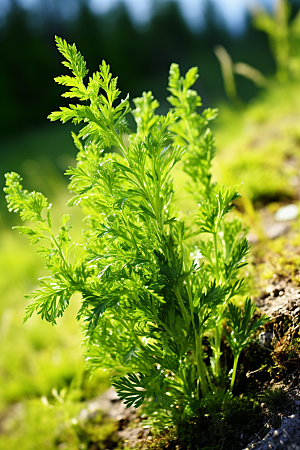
[241,274,300,449]
[79,386,149,448]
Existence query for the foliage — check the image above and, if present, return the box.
[4,37,270,430]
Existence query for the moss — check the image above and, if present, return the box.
[271,325,300,375]
[77,411,122,450]
[259,387,295,415]
[213,82,300,206]
[257,386,296,429]
[142,396,264,450]
[176,396,263,450]
[252,230,300,286]
[218,396,263,450]
[139,427,179,450]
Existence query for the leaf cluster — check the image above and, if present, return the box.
[4,37,270,430]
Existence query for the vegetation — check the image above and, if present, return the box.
[1,2,300,448]
[4,35,270,434]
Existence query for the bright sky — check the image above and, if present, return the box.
[3,0,277,32]
[88,0,276,32]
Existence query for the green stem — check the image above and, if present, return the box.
[121,211,138,250]
[181,243,194,317]
[181,244,210,397]
[46,226,69,268]
[181,243,212,397]
[212,326,222,379]
[213,232,219,283]
[204,362,216,393]
[113,126,163,239]
[230,353,240,393]
[174,285,190,328]
[213,232,225,378]
[195,332,209,398]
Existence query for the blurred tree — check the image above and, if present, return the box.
[0,1,61,136]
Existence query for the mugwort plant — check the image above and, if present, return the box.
[4,37,269,429]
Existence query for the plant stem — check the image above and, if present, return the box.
[213,232,219,283]
[121,210,138,250]
[212,232,223,381]
[47,227,69,268]
[212,326,222,379]
[230,353,240,393]
[195,332,209,398]
[174,286,190,328]
[181,244,210,398]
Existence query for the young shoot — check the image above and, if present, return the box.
[4,36,270,429]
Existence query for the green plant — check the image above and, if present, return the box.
[4,37,269,430]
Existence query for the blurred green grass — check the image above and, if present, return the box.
[0,125,112,449]
[213,81,300,206]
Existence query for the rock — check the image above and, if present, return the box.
[255,282,300,319]
[275,204,299,222]
[78,386,149,448]
[243,413,300,450]
[258,331,274,349]
[265,222,290,240]
[248,233,259,244]
[246,279,300,450]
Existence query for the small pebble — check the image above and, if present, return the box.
[258,331,274,348]
[265,222,289,239]
[275,204,299,221]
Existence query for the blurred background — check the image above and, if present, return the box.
[1,0,300,448]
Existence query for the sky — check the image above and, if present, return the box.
[88,0,276,32]
[1,0,278,32]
